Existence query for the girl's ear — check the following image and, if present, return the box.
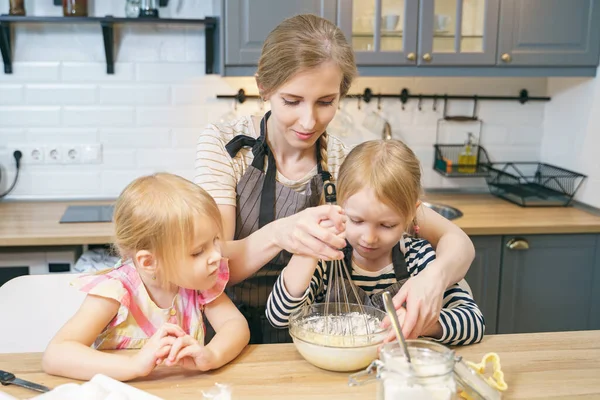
[415,200,422,208]
[135,250,157,276]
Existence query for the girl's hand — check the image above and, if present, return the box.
[163,335,216,371]
[387,265,445,339]
[132,323,186,377]
[274,205,347,260]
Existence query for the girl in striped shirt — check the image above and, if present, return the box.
[43,173,249,381]
[266,140,484,345]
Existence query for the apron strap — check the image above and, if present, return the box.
[391,242,411,281]
[224,110,330,229]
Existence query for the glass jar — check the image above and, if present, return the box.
[349,340,502,400]
[63,0,88,17]
[9,0,26,15]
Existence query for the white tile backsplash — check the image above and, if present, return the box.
[0,0,562,200]
[61,63,135,82]
[0,62,60,82]
[0,107,61,126]
[25,84,97,105]
[542,71,600,208]
[63,107,135,127]
[0,85,24,104]
[98,85,171,105]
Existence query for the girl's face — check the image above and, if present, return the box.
[264,61,342,152]
[174,220,223,291]
[343,188,407,269]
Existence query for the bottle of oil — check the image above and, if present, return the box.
[458,132,477,174]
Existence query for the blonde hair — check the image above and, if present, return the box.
[113,173,223,286]
[256,13,358,179]
[337,140,422,229]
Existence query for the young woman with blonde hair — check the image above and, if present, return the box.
[267,140,484,345]
[43,173,249,381]
[196,14,475,344]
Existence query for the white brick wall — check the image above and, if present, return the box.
[0,0,551,200]
[541,71,600,208]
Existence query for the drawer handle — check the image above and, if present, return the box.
[407,52,416,61]
[506,238,529,250]
[501,53,512,63]
[422,53,432,62]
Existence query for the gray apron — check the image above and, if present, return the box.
[222,111,331,344]
[323,241,411,310]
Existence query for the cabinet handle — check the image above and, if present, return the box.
[407,52,416,61]
[506,238,529,250]
[501,53,512,63]
[422,53,432,62]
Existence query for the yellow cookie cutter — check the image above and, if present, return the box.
[458,352,507,399]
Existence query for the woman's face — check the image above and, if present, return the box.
[264,61,343,151]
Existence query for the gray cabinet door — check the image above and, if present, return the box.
[224,0,337,66]
[465,236,502,334]
[337,0,419,66]
[497,0,600,66]
[497,234,599,334]
[417,0,500,66]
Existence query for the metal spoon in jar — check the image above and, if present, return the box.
[382,291,411,363]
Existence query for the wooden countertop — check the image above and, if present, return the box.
[1,330,599,399]
[1,194,600,247]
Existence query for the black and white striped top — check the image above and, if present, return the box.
[266,236,485,346]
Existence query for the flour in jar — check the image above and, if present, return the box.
[295,312,381,347]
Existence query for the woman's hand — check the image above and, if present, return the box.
[273,205,347,260]
[382,264,446,339]
[133,323,186,377]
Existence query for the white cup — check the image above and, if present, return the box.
[382,14,400,31]
[434,14,451,32]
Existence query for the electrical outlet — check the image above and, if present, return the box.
[45,146,62,164]
[6,146,44,165]
[81,144,103,164]
[62,145,82,164]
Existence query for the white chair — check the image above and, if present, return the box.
[0,274,86,353]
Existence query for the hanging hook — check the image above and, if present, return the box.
[377,95,382,111]
[418,95,423,111]
[357,96,362,110]
[433,96,438,112]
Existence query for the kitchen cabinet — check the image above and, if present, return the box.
[496,234,600,334]
[224,0,337,67]
[497,0,600,67]
[338,0,499,66]
[221,0,600,76]
[465,236,502,334]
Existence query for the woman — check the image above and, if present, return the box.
[195,14,475,344]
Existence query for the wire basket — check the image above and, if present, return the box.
[485,162,587,207]
[433,144,491,177]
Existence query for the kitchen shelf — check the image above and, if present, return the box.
[0,15,217,74]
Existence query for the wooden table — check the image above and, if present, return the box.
[1,331,599,399]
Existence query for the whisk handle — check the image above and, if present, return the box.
[324,181,337,205]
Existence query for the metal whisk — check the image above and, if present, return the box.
[322,182,373,345]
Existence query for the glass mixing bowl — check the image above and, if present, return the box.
[289,303,390,372]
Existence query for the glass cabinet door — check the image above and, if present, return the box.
[338,0,418,65]
[418,0,499,65]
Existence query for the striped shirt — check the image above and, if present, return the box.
[266,236,485,346]
[194,115,349,206]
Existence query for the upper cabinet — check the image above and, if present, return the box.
[418,0,499,66]
[224,0,337,66]
[497,0,600,66]
[220,0,600,76]
[337,0,419,66]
